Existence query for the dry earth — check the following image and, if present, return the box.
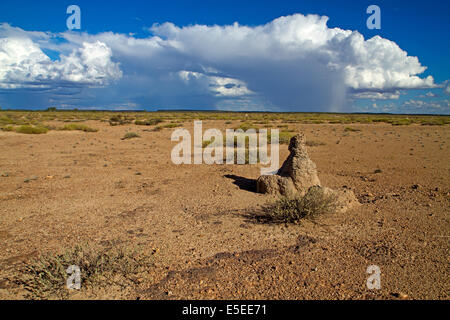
[0,120,448,299]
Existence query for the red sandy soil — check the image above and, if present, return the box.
[0,121,448,299]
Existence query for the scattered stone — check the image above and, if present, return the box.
[1,173,9,177]
[24,175,38,182]
[391,292,409,299]
[135,172,142,176]
[63,175,71,179]
[374,169,382,174]
[399,292,409,299]
[412,184,421,190]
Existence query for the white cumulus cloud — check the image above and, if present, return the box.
[0,14,439,112]
[148,14,435,91]
[0,27,122,89]
[351,90,402,100]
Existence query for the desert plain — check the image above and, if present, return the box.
[0,111,448,299]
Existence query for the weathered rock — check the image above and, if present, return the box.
[256,175,297,197]
[257,133,321,196]
[257,133,359,213]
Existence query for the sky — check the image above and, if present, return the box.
[0,0,448,114]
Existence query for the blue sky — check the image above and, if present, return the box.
[0,0,448,113]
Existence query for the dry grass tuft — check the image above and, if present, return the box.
[14,125,49,134]
[344,127,361,132]
[14,244,153,299]
[306,140,326,147]
[59,124,98,132]
[262,186,337,224]
[122,132,140,140]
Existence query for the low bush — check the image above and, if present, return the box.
[59,124,98,132]
[15,244,152,299]
[262,186,337,224]
[15,125,48,134]
[122,132,140,140]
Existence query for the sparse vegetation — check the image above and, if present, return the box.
[0,110,448,127]
[14,244,152,299]
[306,140,326,147]
[151,123,183,131]
[59,124,98,132]
[222,149,260,165]
[390,119,413,126]
[135,118,164,126]
[235,122,258,131]
[202,137,220,148]
[261,186,337,224]
[1,125,14,132]
[109,114,134,126]
[344,127,361,132]
[122,132,140,140]
[0,108,448,300]
[162,123,182,129]
[268,131,295,144]
[14,125,49,134]
[151,126,163,132]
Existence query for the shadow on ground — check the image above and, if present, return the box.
[224,174,257,193]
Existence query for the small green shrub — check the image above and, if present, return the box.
[122,132,140,140]
[202,138,219,148]
[390,119,412,126]
[266,131,295,144]
[109,115,133,126]
[262,186,337,224]
[15,125,48,134]
[135,119,163,126]
[344,127,361,132]
[150,123,182,131]
[162,123,182,129]
[0,115,14,125]
[60,124,98,132]
[0,125,14,132]
[235,122,258,131]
